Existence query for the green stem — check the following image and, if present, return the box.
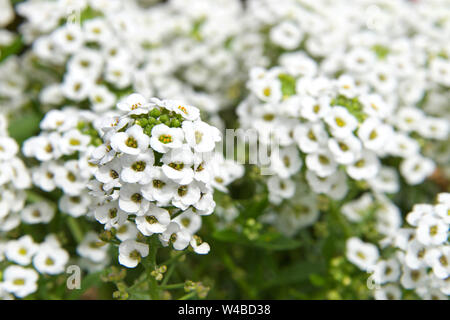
[160,251,186,268]
[161,262,176,286]
[66,217,84,243]
[178,291,197,300]
[145,235,160,300]
[160,283,185,290]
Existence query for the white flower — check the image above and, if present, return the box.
[341,193,373,223]
[31,162,58,192]
[372,258,401,285]
[400,266,427,290]
[0,137,18,160]
[52,23,84,54]
[325,106,358,138]
[416,215,448,246]
[59,129,91,155]
[360,94,391,119]
[94,158,122,191]
[172,182,202,211]
[190,235,210,255]
[267,176,295,204]
[358,118,391,153]
[299,96,331,122]
[54,160,86,196]
[305,149,337,178]
[161,145,195,185]
[118,239,149,268]
[61,72,93,102]
[2,266,38,298]
[328,134,362,165]
[336,75,358,98]
[406,204,435,227]
[59,192,91,217]
[159,222,191,251]
[369,167,399,194]
[386,133,420,158]
[33,245,69,275]
[425,247,450,280]
[111,125,150,156]
[141,167,177,206]
[5,235,39,266]
[404,240,428,270]
[270,146,302,178]
[117,93,150,114]
[120,151,155,184]
[400,156,435,185]
[21,202,55,224]
[182,120,221,153]
[344,149,379,180]
[419,117,449,140]
[163,100,200,121]
[115,221,139,242]
[270,21,303,50]
[346,237,379,271]
[118,184,149,215]
[396,107,425,133]
[435,203,450,224]
[173,209,202,235]
[135,204,171,236]
[294,122,328,154]
[149,123,184,154]
[374,284,402,300]
[77,232,109,264]
[94,201,128,230]
[89,85,116,112]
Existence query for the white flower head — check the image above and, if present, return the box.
[118,239,149,268]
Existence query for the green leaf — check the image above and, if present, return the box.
[8,110,42,145]
[213,229,302,251]
[261,261,325,289]
[372,44,390,60]
[0,36,23,63]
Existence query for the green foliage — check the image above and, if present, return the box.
[0,36,23,63]
[278,73,297,98]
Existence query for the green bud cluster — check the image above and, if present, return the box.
[77,121,102,147]
[371,44,390,60]
[131,107,183,137]
[278,73,297,98]
[331,95,366,123]
[242,218,263,241]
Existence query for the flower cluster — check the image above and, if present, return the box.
[0,234,69,298]
[238,66,444,208]
[346,193,449,300]
[0,0,448,301]
[11,0,246,121]
[90,94,222,268]
[23,107,101,218]
[0,114,31,232]
[241,0,450,167]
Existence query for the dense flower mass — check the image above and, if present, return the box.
[0,0,449,301]
[346,193,449,300]
[89,95,222,267]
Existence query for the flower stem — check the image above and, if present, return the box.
[178,291,197,300]
[66,217,84,243]
[146,235,160,300]
[160,283,185,290]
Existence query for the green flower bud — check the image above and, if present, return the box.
[159,114,169,123]
[149,108,161,118]
[170,119,181,127]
